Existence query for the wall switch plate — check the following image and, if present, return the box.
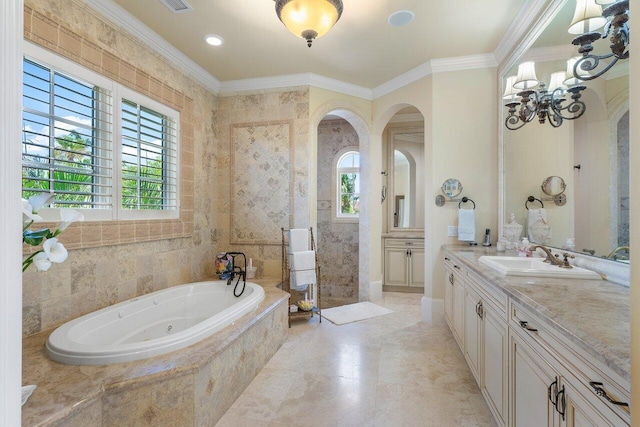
[448,226,458,237]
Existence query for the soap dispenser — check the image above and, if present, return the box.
[518,237,531,257]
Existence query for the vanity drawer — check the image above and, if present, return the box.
[386,238,424,249]
[510,301,630,424]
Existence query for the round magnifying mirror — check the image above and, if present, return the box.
[441,178,463,198]
[541,176,566,196]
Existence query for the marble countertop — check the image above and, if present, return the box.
[22,279,288,426]
[442,245,630,383]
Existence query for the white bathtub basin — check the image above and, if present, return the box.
[479,256,602,280]
[47,280,265,365]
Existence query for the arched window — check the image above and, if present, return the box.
[334,149,360,221]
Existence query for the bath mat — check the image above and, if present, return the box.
[321,302,393,325]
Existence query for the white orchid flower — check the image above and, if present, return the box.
[43,238,68,264]
[57,209,84,232]
[22,199,42,223]
[33,252,52,271]
[28,193,55,213]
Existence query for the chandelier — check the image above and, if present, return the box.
[503,61,587,130]
[568,0,629,81]
[274,0,343,47]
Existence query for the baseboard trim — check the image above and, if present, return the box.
[421,297,444,323]
[369,280,383,301]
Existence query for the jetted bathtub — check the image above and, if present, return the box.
[46,280,265,365]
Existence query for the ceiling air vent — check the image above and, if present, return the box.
[159,0,193,13]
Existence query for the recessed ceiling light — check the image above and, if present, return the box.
[388,10,415,27]
[204,34,224,46]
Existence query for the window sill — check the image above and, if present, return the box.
[22,217,193,254]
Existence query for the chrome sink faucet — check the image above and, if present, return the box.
[529,245,564,266]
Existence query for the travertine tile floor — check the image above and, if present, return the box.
[217,292,496,426]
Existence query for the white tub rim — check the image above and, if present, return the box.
[46,280,265,365]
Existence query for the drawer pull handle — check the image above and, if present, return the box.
[449,273,454,285]
[548,377,558,407]
[454,265,461,270]
[444,257,451,261]
[476,301,484,319]
[519,320,538,332]
[555,385,566,420]
[589,382,629,407]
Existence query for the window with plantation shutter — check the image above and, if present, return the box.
[21,42,180,222]
[22,58,113,212]
[120,96,178,213]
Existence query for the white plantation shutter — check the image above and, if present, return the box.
[120,98,178,212]
[22,43,180,221]
[22,58,113,210]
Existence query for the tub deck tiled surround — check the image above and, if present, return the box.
[443,245,630,382]
[22,280,288,427]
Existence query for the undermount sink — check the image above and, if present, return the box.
[478,256,602,280]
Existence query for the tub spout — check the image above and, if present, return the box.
[224,252,247,297]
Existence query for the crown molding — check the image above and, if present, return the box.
[372,62,433,100]
[498,0,569,76]
[430,53,497,73]
[220,73,373,99]
[83,0,221,94]
[494,0,554,67]
[522,44,575,63]
[84,0,540,101]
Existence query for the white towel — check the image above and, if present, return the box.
[527,208,548,240]
[289,229,309,253]
[290,250,316,291]
[458,208,476,242]
[290,271,315,291]
[291,250,316,271]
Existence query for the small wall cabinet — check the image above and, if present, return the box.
[383,238,424,291]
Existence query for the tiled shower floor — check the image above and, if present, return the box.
[216,292,496,426]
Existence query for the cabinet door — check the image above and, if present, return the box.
[464,285,482,385]
[384,248,409,286]
[409,248,424,288]
[511,332,560,427]
[444,267,454,325]
[563,381,627,427]
[483,306,508,426]
[452,274,465,349]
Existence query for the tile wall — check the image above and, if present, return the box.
[22,0,217,336]
[216,90,311,279]
[317,119,359,307]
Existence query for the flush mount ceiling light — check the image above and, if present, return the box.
[274,0,343,47]
[388,10,415,27]
[204,34,224,46]
[569,0,629,82]
[503,61,586,130]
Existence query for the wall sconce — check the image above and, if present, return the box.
[503,62,586,130]
[569,0,629,81]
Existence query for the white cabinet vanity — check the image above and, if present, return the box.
[442,246,630,427]
[384,238,424,291]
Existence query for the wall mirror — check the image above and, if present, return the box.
[500,0,629,262]
[442,178,463,198]
[386,121,424,231]
[541,176,566,196]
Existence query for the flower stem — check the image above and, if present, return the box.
[22,250,43,273]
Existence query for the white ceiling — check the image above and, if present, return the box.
[111,0,526,89]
